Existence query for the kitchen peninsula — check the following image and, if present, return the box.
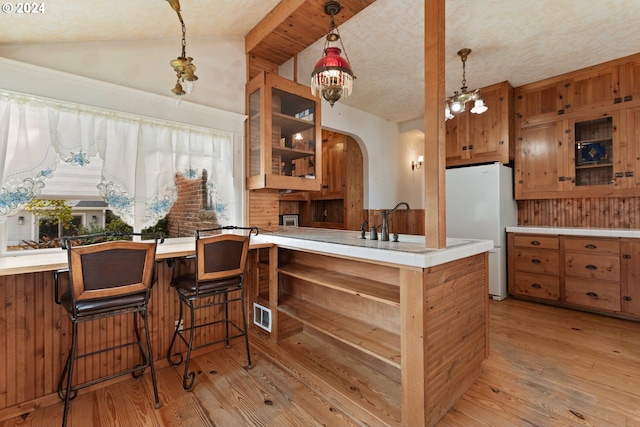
[249,227,492,427]
[0,229,491,427]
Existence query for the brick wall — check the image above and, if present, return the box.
[167,171,219,237]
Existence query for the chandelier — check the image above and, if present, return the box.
[445,48,487,120]
[310,1,355,107]
[166,0,198,105]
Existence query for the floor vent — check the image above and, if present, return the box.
[253,303,272,332]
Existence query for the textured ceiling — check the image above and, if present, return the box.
[1,0,639,123]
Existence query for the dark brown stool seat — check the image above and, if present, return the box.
[55,232,162,427]
[167,225,257,390]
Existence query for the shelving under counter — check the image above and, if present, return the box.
[249,227,492,427]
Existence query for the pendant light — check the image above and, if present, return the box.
[445,48,487,120]
[310,1,355,107]
[166,0,198,105]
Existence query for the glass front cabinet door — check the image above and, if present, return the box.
[569,111,621,191]
[246,72,322,191]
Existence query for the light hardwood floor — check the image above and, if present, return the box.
[2,298,639,427]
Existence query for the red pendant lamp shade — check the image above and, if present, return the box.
[310,1,355,107]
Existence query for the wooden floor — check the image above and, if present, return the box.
[2,298,640,427]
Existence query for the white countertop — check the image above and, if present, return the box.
[251,227,493,269]
[0,228,493,275]
[506,226,640,238]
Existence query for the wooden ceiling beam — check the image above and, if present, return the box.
[245,0,375,79]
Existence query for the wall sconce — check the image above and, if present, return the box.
[18,216,24,225]
[311,1,355,107]
[411,155,424,171]
[166,0,198,105]
[91,215,98,224]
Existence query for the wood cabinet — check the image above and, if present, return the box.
[563,64,620,116]
[509,232,640,320]
[246,72,322,191]
[619,57,640,105]
[446,81,514,167]
[282,130,364,230]
[310,131,363,230]
[514,79,565,127]
[515,111,628,199]
[514,53,640,200]
[508,234,560,301]
[563,237,621,312]
[623,106,640,188]
[621,239,640,317]
[515,121,567,198]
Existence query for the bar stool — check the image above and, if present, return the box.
[55,232,163,427]
[167,225,258,390]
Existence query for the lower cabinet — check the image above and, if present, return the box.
[621,239,640,317]
[564,237,621,312]
[508,233,640,320]
[510,234,560,300]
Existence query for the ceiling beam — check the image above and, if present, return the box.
[245,0,375,79]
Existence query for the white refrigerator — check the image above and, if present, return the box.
[445,162,517,300]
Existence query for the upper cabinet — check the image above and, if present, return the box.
[514,80,565,127]
[516,65,622,126]
[563,64,620,116]
[246,72,322,191]
[515,53,640,200]
[446,81,514,167]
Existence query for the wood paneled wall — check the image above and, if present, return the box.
[365,209,425,236]
[518,196,640,228]
[364,196,640,235]
[0,256,253,421]
[247,190,280,231]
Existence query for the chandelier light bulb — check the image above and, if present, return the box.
[470,97,488,114]
[184,80,194,94]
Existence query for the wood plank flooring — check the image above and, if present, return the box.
[2,298,639,427]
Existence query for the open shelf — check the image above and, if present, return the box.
[278,263,400,306]
[272,146,315,163]
[272,112,315,136]
[277,296,401,368]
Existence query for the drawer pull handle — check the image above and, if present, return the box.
[584,244,597,249]
[585,264,598,270]
[623,296,632,302]
[586,291,599,298]
[531,283,542,289]
[531,258,541,264]
[530,240,540,246]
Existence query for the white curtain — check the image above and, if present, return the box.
[0,91,235,229]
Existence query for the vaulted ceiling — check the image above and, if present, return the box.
[1,0,639,123]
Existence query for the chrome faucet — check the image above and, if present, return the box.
[380,202,410,241]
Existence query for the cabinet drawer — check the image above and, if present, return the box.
[564,237,620,255]
[513,272,560,301]
[514,248,560,275]
[564,252,620,282]
[513,235,559,250]
[565,277,621,312]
